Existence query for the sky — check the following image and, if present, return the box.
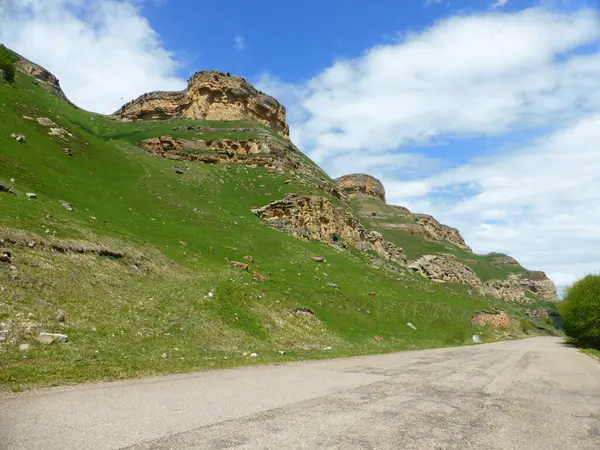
[1,0,600,290]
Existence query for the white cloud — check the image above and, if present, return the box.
[234,35,245,52]
[0,0,186,114]
[492,0,510,8]
[266,7,600,285]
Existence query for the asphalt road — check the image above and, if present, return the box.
[1,337,600,449]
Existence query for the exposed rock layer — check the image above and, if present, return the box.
[336,174,386,202]
[471,310,511,328]
[252,194,407,266]
[412,214,472,252]
[480,279,527,303]
[409,254,481,286]
[15,53,76,107]
[509,272,559,302]
[140,134,342,200]
[114,71,289,138]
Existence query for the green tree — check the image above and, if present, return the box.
[559,274,600,348]
[0,45,17,83]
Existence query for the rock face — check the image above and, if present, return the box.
[114,71,289,138]
[487,252,520,266]
[480,279,527,303]
[509,272,559,303]
[15,53,75,107]
[412,214,472,252]
[338,173,471,252]
[336,174,386,202]
[252,194,407,266]
[471,310,511,328]
[409,254,481,286]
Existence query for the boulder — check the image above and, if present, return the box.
[38,333,68,345]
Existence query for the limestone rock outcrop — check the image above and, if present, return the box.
[408,254,481,286]
[412,214,472,252]
[14,52,75,107]
[252,194,407,266]
[487,252,520,266]
[471,310,511,328]
[509,272,559,303]
[480,279,527,303]
[336,174,386,202]
[114,71,289,138]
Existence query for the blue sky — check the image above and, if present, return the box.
[1,0,600,288]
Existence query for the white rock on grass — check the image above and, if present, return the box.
[472,335,482,344]
[407,322,417,330]
[38,333,68,345]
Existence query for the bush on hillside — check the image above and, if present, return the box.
[0,45,17,83]
[559,274,600,348]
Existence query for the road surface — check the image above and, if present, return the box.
[1,337,600,449]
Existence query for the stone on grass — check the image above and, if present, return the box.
[407,322,417,330]
[229,261,249,271]
[38,332,68,345]
[55,311,66,323]
[472,335,482,344]
[60,200,73,211]
[19,343,32,352]
[311,256,325,262]
[327,282,337,288]
[252,271,265,283]
[250,352,258,357]
[26,193,37,199]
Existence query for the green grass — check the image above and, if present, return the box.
[0,64,556,391]
[582,348,600,361]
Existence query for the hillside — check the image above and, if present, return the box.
[0,48,560,391]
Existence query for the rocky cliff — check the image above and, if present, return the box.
[336,174,471,251]
[12,50,75,108]
[252,194,407,267]
[336,174,386,202]
[114,71,289,138]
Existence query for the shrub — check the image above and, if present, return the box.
[558,274,600,348]
[0,45,17,83]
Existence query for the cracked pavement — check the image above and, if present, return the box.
[1,337,600,449]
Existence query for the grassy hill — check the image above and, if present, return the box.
[0,54,560,391]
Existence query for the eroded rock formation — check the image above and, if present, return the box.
[14,52,75,107]
[408,254,482,286]
[508,272,559,303]
[412,214,472,252]
[252,194,407,266]
[480,279,527,303]
[114,71,289,138]
[471,310,511,328]
[336,174,386,202]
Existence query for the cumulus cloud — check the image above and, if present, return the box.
[263,7,600,284]
[0,0,186,114]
